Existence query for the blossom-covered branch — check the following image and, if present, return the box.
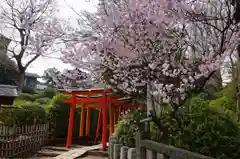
[61,0,240,108]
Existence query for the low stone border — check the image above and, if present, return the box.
[108,136,214,159]
[109,137,137,159]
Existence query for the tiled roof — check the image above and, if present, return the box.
[25,72,40,78]
[0,85,18,97]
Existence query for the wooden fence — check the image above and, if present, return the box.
[0,124,49,158]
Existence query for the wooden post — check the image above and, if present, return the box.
[109,102,114,136]
[118,107,122,119]
[113,107,117,127]
[80,107,85,136]
[66,93,76,148]
[102,91,107,150]
[85,108,91,136]
[102,107,107,150]
[95,109,102,141]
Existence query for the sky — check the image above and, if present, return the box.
[27,0,98,76]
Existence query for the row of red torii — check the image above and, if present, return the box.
[61,88,139,150]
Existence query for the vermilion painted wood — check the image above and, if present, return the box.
[80,107,85,136]
[102,91,107,150]
[96,108,102,141]
[109,99,114,136]
[66,93,76,148]
[63,88,139,149]
[86,108,91,136]
[62,89,113,95]
[75,97,105,104]
[76,103,104,108]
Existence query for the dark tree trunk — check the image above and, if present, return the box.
[204,69,222,94]
[232,0,240,61]
[18,69,25,93]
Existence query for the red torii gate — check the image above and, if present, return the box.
[62,88,138,150]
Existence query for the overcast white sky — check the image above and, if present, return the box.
[27,0,98,75]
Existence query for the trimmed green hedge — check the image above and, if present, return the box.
[22,86,36,94]
[37,88,57,99]
[17,93,36,102]
[35,97,51,105]
[0,103,47,126]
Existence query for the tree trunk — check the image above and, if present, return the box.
[204,69,222,94]
[18,70,25,93]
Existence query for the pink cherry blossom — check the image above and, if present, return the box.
[59,0,240,107]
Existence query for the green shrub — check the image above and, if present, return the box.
[141,94,240,158]
[22,86,36,94]
[17,93,36,102]
[0,53,19,86]
[0,107,26,126]
[46,93,74,138]
[45,93,70,112]
[114,116,136,147]
[0,103,47,126]
[114,109,147,147]
[171,106,240,158]
[209,96,237,120]
[148,95,240,159]
[35,97,51,105]
[37,88,57,99]
[21,102,47,124]
[13,99,32,105]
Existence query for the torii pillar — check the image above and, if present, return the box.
[102,91,108,150]
[66,93,76,148]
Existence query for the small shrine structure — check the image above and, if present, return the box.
[61,88,138,149]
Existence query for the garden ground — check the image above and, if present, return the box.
[28,144,108,159]
[28,156,107,159]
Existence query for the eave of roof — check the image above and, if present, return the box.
[0,84,18,97]
[25,72,40,78]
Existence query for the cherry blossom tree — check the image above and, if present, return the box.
[50,68,92,90]
[0,0,62,91]
[60,0,240,121]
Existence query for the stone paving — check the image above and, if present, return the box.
[28,156,107,159]
[28,144,108,159]
[54,144,103,159]
[79,156,107,159]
